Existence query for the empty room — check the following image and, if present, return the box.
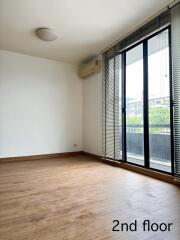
[0,0,180,239]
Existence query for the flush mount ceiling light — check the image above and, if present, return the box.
[35,28,58,41]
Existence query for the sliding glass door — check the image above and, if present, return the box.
[148,29,171,172]
[121,27,172,173]
[104,27,173,174]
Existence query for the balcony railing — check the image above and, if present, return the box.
[126,124,170,133]
[125,124,171,162]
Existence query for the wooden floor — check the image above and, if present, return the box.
[0,155,179,240]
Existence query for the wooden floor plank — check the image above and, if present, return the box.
[0,155,179,240]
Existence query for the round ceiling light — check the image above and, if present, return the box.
[35,28,58,41]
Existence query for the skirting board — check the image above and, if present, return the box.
[0,151,83,163]
[82,152,180,186]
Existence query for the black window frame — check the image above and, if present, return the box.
[104,25,174,176]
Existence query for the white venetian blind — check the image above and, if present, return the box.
[171,3,180,178]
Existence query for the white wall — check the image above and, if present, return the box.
[0,50,83,157]
[83,59,102,156]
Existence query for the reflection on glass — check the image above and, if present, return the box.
[126,44,144,165]
[148,29,171,172]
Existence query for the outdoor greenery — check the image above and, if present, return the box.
[126,107,170,134]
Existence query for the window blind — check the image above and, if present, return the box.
[105,9,170,60]
[171,3,180,178]
[103,55,120,160]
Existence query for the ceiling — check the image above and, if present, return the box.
[0,0,174,65]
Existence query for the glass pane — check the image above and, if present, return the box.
[148,29,171,173]
[126,44,144,165]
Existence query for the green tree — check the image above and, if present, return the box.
[149,107,170,133]
[126,116,142,133]
[126,107,170,134]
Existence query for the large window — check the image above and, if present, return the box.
[104,27,173,174]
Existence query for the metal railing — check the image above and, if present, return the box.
[125,124,171,161]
